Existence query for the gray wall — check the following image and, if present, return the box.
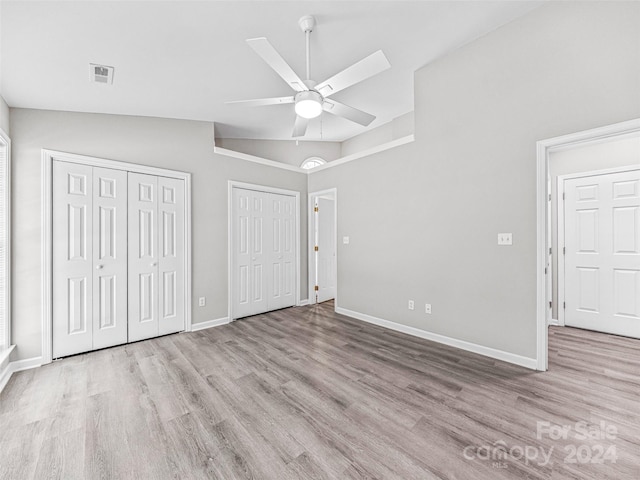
[10,108,308,361]
[549,135,640,319]
[308,1,640,360]
[341,112,414,158]
[0,96,9,135]
[216,138,341,166]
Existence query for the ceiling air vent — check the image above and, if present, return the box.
[89,63,114,85]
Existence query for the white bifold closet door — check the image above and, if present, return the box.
[128,173,185,342]
[232,188,296,319]
[53,162,128,358]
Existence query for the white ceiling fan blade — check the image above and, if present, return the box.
[247,38,308,92]
[225,96,294,107]
[323,100,375,126]
[315,50,390,98]
[292,116,309,137]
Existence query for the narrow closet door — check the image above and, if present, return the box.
[158,177,185,335]
[92,167,128,349]
[53,161,94,357]
[233,188,269,319]
[128,173,159,342]
[269,193,296,310]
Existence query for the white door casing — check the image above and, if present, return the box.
[316,197,336,303]
[231,186,298,319]
[53,162,128,357]
[563,169,640,337]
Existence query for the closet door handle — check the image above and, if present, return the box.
[96,265,104,270]
[151,262,157,267]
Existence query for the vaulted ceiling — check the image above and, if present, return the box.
[0,1,541,141]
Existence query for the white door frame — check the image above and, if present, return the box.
[536,118,640,371]
[308,188,338,306]
[41,149,193,365]
[556,165,640,327]
[228,181,301,321]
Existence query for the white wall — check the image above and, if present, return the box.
[308,1,640,361]
[216,138,341,166]
[549,135,640,319]
[0,96,9,135]
[10,108,308,361]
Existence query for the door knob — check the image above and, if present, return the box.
[96,265,104,270]
[151,262,157,267]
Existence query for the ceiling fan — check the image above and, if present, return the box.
[226,15,391,137]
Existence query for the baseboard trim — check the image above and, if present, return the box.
[0,356,43,393]
[549,318,559,326]
[335,307,538,370]
[190,317,230,332]
[298,299,310,306]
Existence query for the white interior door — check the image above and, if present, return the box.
[53,162,94,357]
[128,173,160,342]
[232,187,296,319]
[316,197,336,303]
[158,176,185,335]
[564,169,640,337]
[233,188,268,318]
[92,167,128,350]
[53,162,128,357]
[269,193,296,310]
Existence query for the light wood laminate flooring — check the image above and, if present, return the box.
[1,301,639,479]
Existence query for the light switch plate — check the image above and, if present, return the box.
[343,236,350,244]
[498,233,513,245]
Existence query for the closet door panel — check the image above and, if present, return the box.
[53,161,94,357]
[92,167,128,350]
[268,193,296,311]
[158,177,185,335]
[128,173,159,342]
[232,189,269,318]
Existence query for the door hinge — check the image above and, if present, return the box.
[314,285,319,291]
[549,301,552,309]
[563,246,566,255]
[563,302,566,309]
[545,267,547,275]
[549,247,552,255]
[548,193,551,201]
[314,206,319,212]
[314,245,319,251]
[563,192,565,200]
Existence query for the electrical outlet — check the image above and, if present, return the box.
[425,303,432,314]
[498,233,513,245]
[408,300,414,310]
[198,297,206,307]
[343,236,350,244]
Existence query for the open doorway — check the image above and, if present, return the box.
[308,189,337,305]
[537,119,640,371]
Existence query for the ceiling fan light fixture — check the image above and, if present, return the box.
[295,90,323,119]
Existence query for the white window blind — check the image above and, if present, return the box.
[0,133,9,351]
